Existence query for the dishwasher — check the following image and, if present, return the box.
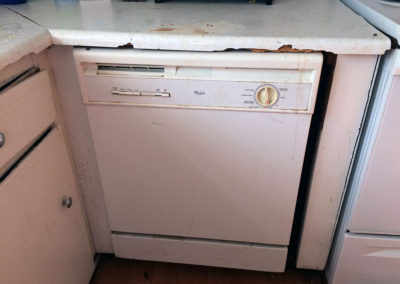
[74,48,322,272]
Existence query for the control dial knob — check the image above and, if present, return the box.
[255,85,279,107]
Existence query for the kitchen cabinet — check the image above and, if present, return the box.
[326,50,400,283]
[0,62,94,283]
[48,47,383,270]
[0,0,392,272]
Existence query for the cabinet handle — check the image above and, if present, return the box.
[0,132,5,148]
[62,197,73,208]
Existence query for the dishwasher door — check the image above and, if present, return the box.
[87,105,310,246]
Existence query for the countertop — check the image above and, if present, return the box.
[5,0,391,55]
[0,6,51,70]
[341,0,400,43]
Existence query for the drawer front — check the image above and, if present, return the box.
[332,234,400,284]
[112,233,287,272]
[0,127,94,284]
[0,70,56,175]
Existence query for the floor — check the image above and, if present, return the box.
[90,254,325,284]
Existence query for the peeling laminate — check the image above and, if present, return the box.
[6,0,391,55]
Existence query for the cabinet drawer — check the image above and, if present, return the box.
[333,234,400,284]
[0,127,94,284]
[0,70,56,175]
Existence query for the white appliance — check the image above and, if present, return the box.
[74,48,322,272]
[327,1,400,282]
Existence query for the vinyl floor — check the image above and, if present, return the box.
[90,254,325,284]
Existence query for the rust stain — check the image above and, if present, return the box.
[249,45,317,53]
[193,28,209,35]
[151,23,213,35]
[151,27,174,32]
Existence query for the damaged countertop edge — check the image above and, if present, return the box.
[0,6,52,71]
[1,0,393,70]
[0,30,52,71]
[50,29,390,55]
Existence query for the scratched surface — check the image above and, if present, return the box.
[7,0,390,54]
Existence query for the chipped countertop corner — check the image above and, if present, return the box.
[0,0,392,68]
[0,6,51,70]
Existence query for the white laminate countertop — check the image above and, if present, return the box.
[342,0,400,43]
[6,0,391,55]
[0,6,51,70]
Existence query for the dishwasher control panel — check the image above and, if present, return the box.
[82,76,312,112]
[74,48,323,114]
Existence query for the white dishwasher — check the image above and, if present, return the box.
[74,48,322,272]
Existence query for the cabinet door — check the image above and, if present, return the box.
[349,76,400,235]
[0,127,94,284]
